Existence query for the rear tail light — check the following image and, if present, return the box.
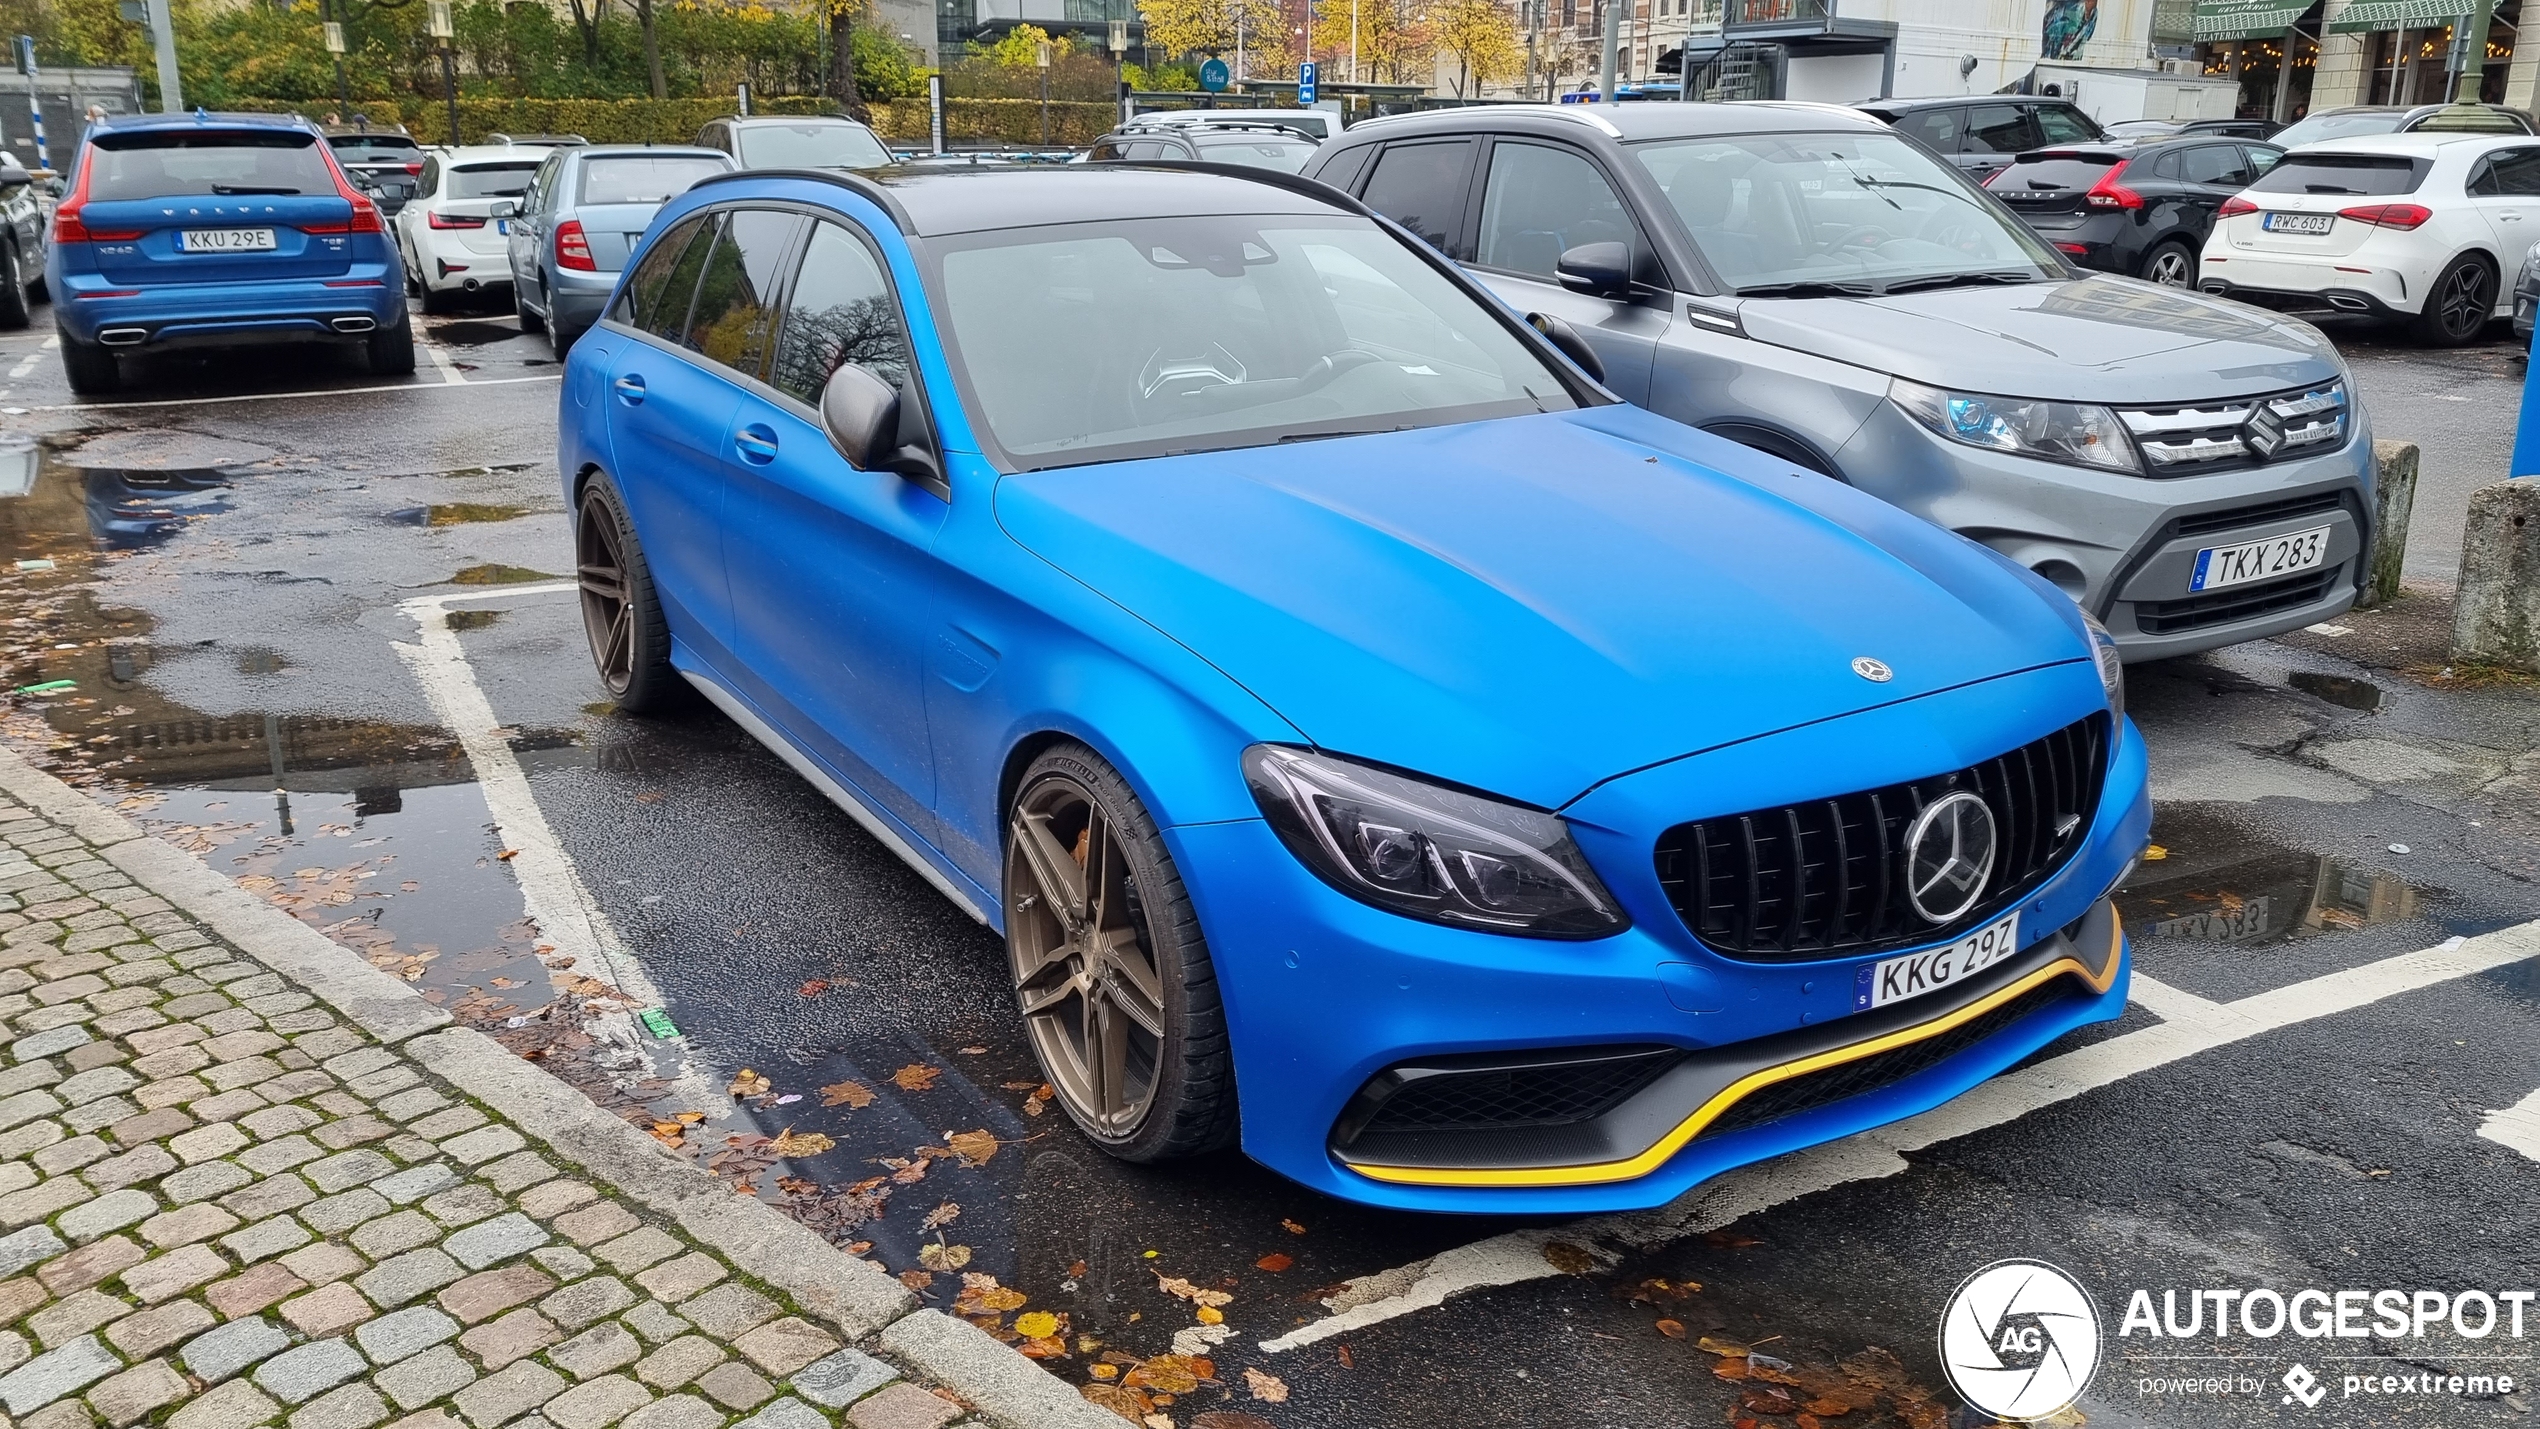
[2337,202,2432,230]
[313,146,384,234]
[404,162,424,175]
[2053,242,2090,254]
[428,210,486,229]
[2218,195,2260,218]
[2084,159,2142,210]
[555,219,595,272]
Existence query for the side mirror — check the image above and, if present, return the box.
[1554,241,1633,300]
[1526,312,1606,386]
[488,198,520,218]
[0,166,30,188]
[820,363,901,471]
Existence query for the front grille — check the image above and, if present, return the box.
[1653,714,2108,962]
[1695,979,2071,1141]
[2113,382,2348,475]
[2135,563,2343,635]
[1350,1047,1679,1138]
[2172,490,2345,539]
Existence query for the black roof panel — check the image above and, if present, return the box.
[858,164,1346,236]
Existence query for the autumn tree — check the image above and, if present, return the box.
[1429,0,1515,96]
[1136,0,1282,65]
[985,21,1068,68]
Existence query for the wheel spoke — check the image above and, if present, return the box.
[1011,809,1088,925]
[577,563,625,601]
[1093,994,1132,1120]
[1016,969,1086,1019]
[600,605,632,677]
[1100,964,1164,1039]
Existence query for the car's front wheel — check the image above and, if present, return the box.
[1005,742,1236,1163]
[2414,254,2496,346]
[574,471,682,713]
[2140,240,2196,288]
[0,244,30,329]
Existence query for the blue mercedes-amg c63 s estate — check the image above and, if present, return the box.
[556,162,2152,1214]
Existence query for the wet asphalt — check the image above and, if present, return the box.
[0,294,2532,1429]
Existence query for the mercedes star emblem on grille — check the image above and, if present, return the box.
[1902,790,1999,924]
[1852,656,1893,683]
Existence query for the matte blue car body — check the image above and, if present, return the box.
[559,169,2149,1213]
[47,113,405,351]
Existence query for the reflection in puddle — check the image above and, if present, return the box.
[2119,812,2425,948]
[451,563,559,585]
[2290,670,2383,711]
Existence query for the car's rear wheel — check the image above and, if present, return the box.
[2140,240,2196,289]
[574,471,681,713]
[516,284,546,334]
[2414,254,2496,346]
[366,309,417,375]
[1005,743,1236,1163]
[0,244,30,329]
[420,283,456,317]
[58,330,116,395]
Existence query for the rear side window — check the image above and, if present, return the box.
[1360,139,1475,253]
[1963,105,2042,155]
[2250,154,2427,196]
[329,136,422,164]
[447,162,538,198]
[2033,107,2097,144]
[769,221,911,406]
[2469,147,2540,196]
[579,155,727,205]
[86,130,337,201]
[681,208,800,376]
[1988,154,2117,192]
[2181,144,2253,186]
[1894,108,1963,152]
[618,213,712,335]
[1315,142,1375,192]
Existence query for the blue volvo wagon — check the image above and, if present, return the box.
[556,164,2152,1214]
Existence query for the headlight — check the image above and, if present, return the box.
[2081,609,2125,718]
[1242,745,1627,940]
[1892,378,2139,474]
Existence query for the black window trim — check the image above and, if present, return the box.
[1462,134,1673,301]
[1359,135,1483,259]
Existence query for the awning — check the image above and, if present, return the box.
[2194,0,2312,39]
[2327,0,2472,32]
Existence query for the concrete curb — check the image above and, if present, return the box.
[0,743,1119,1429]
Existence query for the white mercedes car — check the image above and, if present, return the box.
[396,145,544,312]
[2199,131,2538,345]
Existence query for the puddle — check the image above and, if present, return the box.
[428,320,523,347]
[447,609,502,632]
[429,503,530,526]
[2290,670,2383,711]
[450,563,559,585]
[2116,808,2427,948]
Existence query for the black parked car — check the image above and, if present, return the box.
[1853,95,2102,181]
[0,150,44,328]
[1985,134,2284,287]
[322,124,426,218]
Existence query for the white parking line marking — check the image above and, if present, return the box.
[392,583,665,1017]
[7,351,39,379]
[2123,972,2222,1023]
[1258,922,2540,1353]
[2478,1089,2540,1162]
[40,336,57,350]
[421,338,467,385]
[35,374,559,411]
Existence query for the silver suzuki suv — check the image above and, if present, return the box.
[1299,101,2373,660]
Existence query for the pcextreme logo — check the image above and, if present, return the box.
[1939,1259,2103,1421]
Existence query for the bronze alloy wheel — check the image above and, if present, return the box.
[578,489,636,696]
[1006,771,1169,1141]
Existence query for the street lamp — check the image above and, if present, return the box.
[427,0,456,148]
[1036,37,1052,147]
[321,10,349,114]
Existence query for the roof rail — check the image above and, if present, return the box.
[1132,159,1375,218]
[686,166,916,234]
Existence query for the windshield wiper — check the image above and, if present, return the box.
[1735,280,1880,298]
[211,184,302,195]
[1878,270,2039,295]
[1275,424,1412,444]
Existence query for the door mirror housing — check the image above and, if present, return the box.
[0,165,31,188]
[1555,241,1633,299]
[820,363,900,470]
[1526,312,1606,386]
[488,198,520,218]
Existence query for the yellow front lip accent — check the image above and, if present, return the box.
[1346,911,2126,1189]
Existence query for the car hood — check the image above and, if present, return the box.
[1735,274,2343,404]
[992,405,2087,811]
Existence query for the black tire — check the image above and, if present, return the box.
[516,283,547,334]
[574,471,683,714]
[550,320,581,360]
[420,284,456,316]
[2413,254,2497,346]
[0,244,31,329]
[58,330,116,395]
[2140,239,2196,289]
[1004,741,1237,1163]
[366,310,417,375]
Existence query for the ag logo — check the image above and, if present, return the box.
[1939,1259,2101,1421]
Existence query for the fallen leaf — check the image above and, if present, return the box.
[1705,1231,1763,1249]
[1281,1219,1307,1235]
[921,1202,961,1231]
[1803,1397,1854,1417]
[893,1064,942,1092]
[675,1112,705,1124]
[496,848,519,861]
[1088,1364,1119,1381]
[1242,1367,1288,1404]
[1699,1337,1753,1357]
[1080,1383,1146,1421]
[1254,1253,1292,1273]
[2143,843,2168,860]
[1122,1356,1205,1394]
[1195,1305,1224,1325]
[887,1158,931,1186]
[959,1045,988,1054]
[1714,1358,1752,1382]
[799,979,830,997]
[898,1270,935,1292]
[1151,1274,1233,1309]
[1655,1318,1687,1339]
[946,1128,1000,1166]
[819,1080,875,1109]
[1019,1335,1068,1359]
[769,1128,833,1157]
[1015,1311,1060,1339]
[919,1242,972,1271]
[1143,1416,1172,1429]
[1192,1415,1276,1429]
[728,1069,772,1098]
[1541,1241,1599,1274]
[1336,1344,1354,1369]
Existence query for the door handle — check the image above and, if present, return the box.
[734,424,779,465]
[612,374,645,406]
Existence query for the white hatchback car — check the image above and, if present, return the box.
[396,146,545,312]
[2199,131,2537,344]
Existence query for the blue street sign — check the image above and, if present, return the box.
[1297,61,1317,105]
[1200,57,1229,92]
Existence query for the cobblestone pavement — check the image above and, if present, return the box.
[0,776,1116,1429]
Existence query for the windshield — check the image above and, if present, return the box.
[2249,153,2425,196]
[736,122,892,170]
[88,130,338,200]
[579,155,728,204]
[1633,131,2057,295]
[328,136,421,163]
[1192,136,1317,171]
[926,214,1578,471]
[2271,112,2405,149]
[449,162,538,198]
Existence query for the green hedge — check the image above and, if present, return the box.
[225,94,1116,147]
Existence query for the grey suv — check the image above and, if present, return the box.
[1300,102,2375,660]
